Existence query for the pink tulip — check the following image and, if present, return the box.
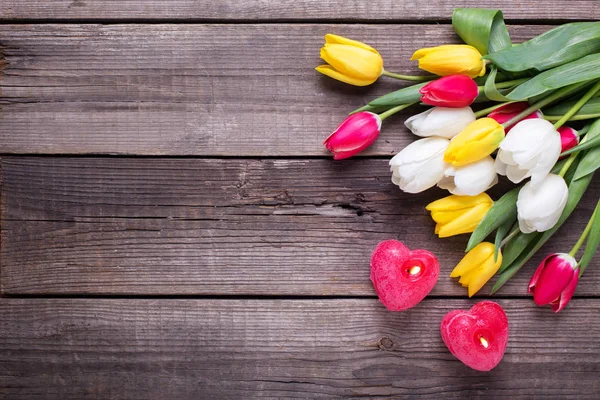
[488,102,543,133]
[419,75,479,108]
[323,111,381,160]
[558,126,579,155]
[528,253,579,312]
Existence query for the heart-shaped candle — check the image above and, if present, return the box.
[370,240,439,311]
[440,301,509,371]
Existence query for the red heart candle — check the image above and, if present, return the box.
[440,301,509,371]
[370,240,439,311]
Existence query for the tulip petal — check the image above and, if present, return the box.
[438,203,493,238]
[316,65,374,87]
[411,45,486,78]
[450,242,495,278]
[430,209,466,225]
[444,118,505,166]
[426,192,492,212]
[440,156,497,196]
[466,251,502,297]
[517,174,569,233]
[533,255,577,306]
[552,271,579,312]
[324,34,379,53]
[389,137,450,193]
[320,44,383,83]
[497,119,561,187]
[528,256,551,293]
[405,107,476,139]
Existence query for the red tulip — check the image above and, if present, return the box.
[323,112,381,160]
[528,253,579,313]
[488,102,543,133]
[419,75,479,108]
[558,126,579,155]
[370,240,439,311]
[440,301,509,371]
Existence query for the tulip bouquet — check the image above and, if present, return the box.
[318,8,600,310]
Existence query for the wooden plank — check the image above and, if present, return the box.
[0,1,598,21]
[1,298,599,399]
[1,157,598,296]
[0,24,562,156]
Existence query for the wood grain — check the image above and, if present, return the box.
[1,298,599,399]
[0,0,598,21]
[2,157,598,296]
[0,24,561,156]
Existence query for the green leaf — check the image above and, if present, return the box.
[578,201,600,275]
[491,161,594,294]
[560,130,600,157]
[505,55,600,100]
[494,219,515,262]
[574,119,600,180]
[545,96,600,117]
[351,104,394,114]
[452,8,511,55]
[487,22,600,72]
[498,231,539,273]
[484,67,511,101]
[466,187,519,252]
[359,82,427,110]
[492,235,542,292]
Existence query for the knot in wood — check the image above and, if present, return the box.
[378,337,394,351]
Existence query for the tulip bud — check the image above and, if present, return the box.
[419,75,479,108]
[444,118,505,166]
[438,156,498,196]
[488,102,543,133]
[528,253,579,312]
[316,34,383,86]
[389,137,449,193]
[323,111,381,160]
[495,119,561,188]
[558,126,579,155]
[426,193,493,238]
[404,107,476,139]
[517,173,568,233]
[410,45,486,78]
[450,242,502,297]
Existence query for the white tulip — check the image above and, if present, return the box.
[390,137,450,193]
[495,119,561,188]
[404,107,476,139]
[438,156,498,196]
[517,173,568,233]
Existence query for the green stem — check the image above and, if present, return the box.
[569,200,600,257]
[544,113,600,122]
[381,70,437,82]
[500,227,520,248]
[500,81,591,129]
[378,102,417,121]
[558,153,578,177]
[553,80,600,129]
[480,78,529,91]
[474,102,514,118]
[558,130,591,176]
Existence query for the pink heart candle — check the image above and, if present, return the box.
[440,301,509,371]
[370,240,439,311]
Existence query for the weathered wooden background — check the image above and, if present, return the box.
[0,1,599,399]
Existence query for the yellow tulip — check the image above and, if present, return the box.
[426,193,493,238]
[444,118,505,166]
[411,45,486,78]
[450,242,502,297]
[316,34,384,86]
